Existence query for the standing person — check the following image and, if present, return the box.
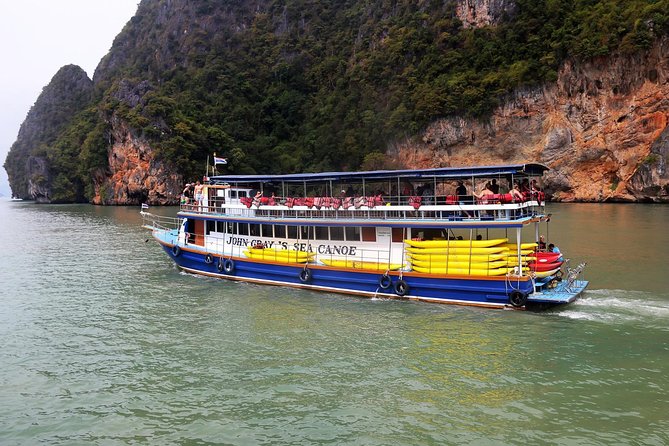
[455,181,472,217]
[194,181,204,211]
[455,181,467,200]
[538,235,547,251]
[490,179,500,194]
[181,183,192,205]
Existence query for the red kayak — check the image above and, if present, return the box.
[529,252,562,263]
[528,260,563,272]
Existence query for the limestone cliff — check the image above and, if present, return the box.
[3,65,93,202]
[392,37,669,202]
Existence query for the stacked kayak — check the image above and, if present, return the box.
[244,247,315,263]
[405,238,562,278]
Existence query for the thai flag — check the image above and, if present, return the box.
[141,203,149,209]
[214,156,227,165]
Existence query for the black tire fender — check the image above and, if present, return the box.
[172,245,181,257]
[223,258,235,275]
[509,290,528,308]
[378,274,392,290]
[394,279,409,297]
[204,253,214,264]
[299,268,312,283]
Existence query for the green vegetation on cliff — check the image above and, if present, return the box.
[6,0,669,200]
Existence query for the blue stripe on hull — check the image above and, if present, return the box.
[162,245,535,308]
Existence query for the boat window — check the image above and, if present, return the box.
[229,190,237,199]
[238,191,247,198]
[362,227,376,242]
[238,223,249,236]
[274,225,286,238]
[206,220,216,234]
[330,226,345,241]
[287,225,298,239]
[345,226,360,242]
[250,224,260,237]
[261,224,273,238]
[300,226,314,240]
[315,226,329,240]
[392,228,404,242]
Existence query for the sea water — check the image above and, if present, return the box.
[0,200,667,445]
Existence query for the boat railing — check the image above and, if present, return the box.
[181,194,544,222]
[141,211,182,232]
[564,261,587,291]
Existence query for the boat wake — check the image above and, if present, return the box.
[550,288,669,325]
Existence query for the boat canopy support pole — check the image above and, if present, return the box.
[516,227,522,270]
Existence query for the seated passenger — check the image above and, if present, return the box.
[473,182,495,201]
[509,182,524,202]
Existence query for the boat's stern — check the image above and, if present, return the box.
[526,261,588,308]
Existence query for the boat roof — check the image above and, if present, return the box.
[209,163,548,184]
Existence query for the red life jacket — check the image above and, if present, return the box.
[409,196,422,209]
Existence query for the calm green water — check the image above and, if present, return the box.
[1,200,668,445]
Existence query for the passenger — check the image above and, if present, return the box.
[194,181,204,210]
[252,190,262,207]
[538,235,547,251]
[473,182,494,200]
[401,182,414,198]
[455,181,467,200]
[548,243,563,261]
[455,181,472,217]
[490,179,500,194]
[510,182,524,202]
[182,183,192,204]
[421,183,433,205]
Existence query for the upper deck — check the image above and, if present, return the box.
[181,163,549,227]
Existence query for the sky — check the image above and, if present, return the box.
[0,0,140,197]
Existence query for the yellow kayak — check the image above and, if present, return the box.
[320,258,403,271]
[244,248,314,263]
[503,256,534,263]
[404,238,508,248]
[410,259,509,270]
[408,253,507,262]
[533,268,561,278]
[412,265,511,276]
[503,242,538,250]
[406,246,509,255]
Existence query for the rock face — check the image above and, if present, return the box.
[91,80,182,205]
[392,37,669,202]
[455,0,517,28]
[92,116,182,205]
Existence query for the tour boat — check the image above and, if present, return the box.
[141,163,588,309]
